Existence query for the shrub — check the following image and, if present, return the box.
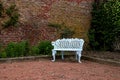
[38,40,53,55]
[5,42,16,57]
[1,40,53,58]
[30,46,39,56]
[15,41,29,56]
[20,41,30,56]
[0,1,4,17]
[0,42,2,53]
[88,0,120,51]
[0,52,7,58]
[5,41,29,57]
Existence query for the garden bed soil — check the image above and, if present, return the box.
[83,51,120,62]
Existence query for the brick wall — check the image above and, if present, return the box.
[0,25,55,45]
[0,0,94,45]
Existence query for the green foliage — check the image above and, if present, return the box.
[0,2,4,17]
[3,12,19,27]
[0,52,7,58]
[19,41,30,56]
[48,23,74,38]
[60,27,74,38]
[6,4,16,16]
[0,41,5,56]
[3,4,19,28]
[88,0,120,51]
[0,42,2,52]
[5,42,15,57]
[30,46,39,56]
[0,40,53,58]
[38,40,53,55]
[0,2,19,28]
[5,41,29,57]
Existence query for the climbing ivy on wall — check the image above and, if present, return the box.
[48,23,74,38]
[0,2,19,28]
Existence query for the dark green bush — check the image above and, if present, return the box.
[0,43,2,53]
[18,41,30,56]
[38,40,53,55]
[30,46,39,56]
[5,42,15,57]
[5,41,29,57]
[0,40,53,58]
[0,1,4,17]
[0,52,7,58]
[88,0,120,51]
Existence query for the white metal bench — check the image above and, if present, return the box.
[51,38,84,63]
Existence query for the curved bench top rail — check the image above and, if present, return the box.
[52,38,84,50]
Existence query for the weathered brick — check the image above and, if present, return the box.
[0,0,94,45]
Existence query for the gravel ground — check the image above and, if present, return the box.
[83,51,120,62]
[0,59,120,80]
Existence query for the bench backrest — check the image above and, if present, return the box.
[52,38,84,50]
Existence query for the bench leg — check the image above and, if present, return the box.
[52,50,56,62]
[76,51,82,63]
[61,51,64,60]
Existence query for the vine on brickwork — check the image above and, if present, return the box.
[48,23,74,38]
[0,2,19,29]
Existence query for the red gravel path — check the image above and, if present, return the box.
[0,60,120,80]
